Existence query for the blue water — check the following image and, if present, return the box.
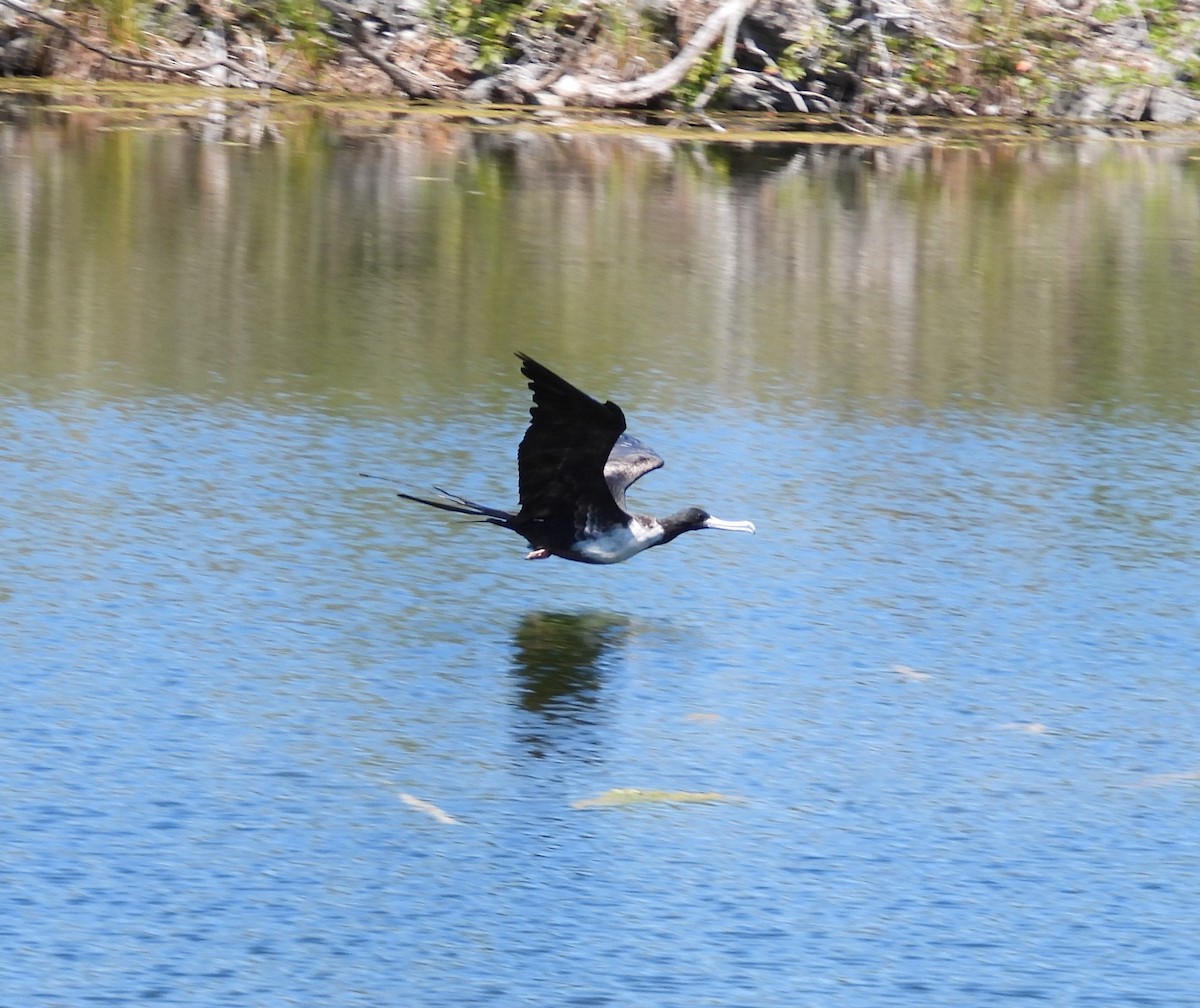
[4,103,1200,1005]
[3,383,1198,1007]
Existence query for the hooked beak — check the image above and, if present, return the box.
[702,516,756,534]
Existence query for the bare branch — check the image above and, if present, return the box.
[315,0,447,98]
[0,0,310,93]
[738,32,808,111]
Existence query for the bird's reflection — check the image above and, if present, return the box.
[508,611,629,759]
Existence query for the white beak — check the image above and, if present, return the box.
[702,516,756,534]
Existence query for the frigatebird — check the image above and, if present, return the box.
[383,353,756,564]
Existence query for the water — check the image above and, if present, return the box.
[2,95,1199,1006]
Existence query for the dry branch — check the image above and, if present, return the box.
[548,0,759,107]
[0,0,309,92]
[315,0,448,99]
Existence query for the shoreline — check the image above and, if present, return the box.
[3,0,1200,125]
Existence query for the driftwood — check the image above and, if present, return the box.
[547,0,758,107]
[311,0,763,109]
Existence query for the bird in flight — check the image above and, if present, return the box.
[377,353,755,564]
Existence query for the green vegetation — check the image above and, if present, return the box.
[429,0,593,72]
[81,0,335,64]
[90,0,144,46]
[432,0,524,71]
[231,0,335,64]
[674,39,730,105]
[890,0,1086,110]
[1092,0,1200,91]
[780,17,847,84]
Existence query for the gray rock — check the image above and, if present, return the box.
[0,28,51,75]
[1051,82,1157,122]
[1110,84,1153,119]
[1147,87,1200,123]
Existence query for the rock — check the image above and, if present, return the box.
[462,64,551,104]
[724,71,778,111]
[353,0,427,22]
[1111,84,1152,119]
[744,0,824,43]
[1147,87,1200,124]
[461,76,497,103]
[1051,81,1165,122]
[0,25,52,75]
[549,74,585,103]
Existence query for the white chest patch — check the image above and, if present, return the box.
[574,516,664,564]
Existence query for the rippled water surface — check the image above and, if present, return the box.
[2,94,1199,1006]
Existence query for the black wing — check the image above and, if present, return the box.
[604,433,664,511]
[515,353,628,528]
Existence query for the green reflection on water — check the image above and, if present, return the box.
[1,97,1198,417]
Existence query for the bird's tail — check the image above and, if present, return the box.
[361,473,514,526]
[397,487,514,526]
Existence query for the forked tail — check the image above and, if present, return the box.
[361,473,515,526]
[396,487,514,526]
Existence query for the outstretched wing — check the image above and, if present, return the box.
[604,433,664,511]
[515,353,627,527]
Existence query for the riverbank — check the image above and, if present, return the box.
[2,0,1200,123]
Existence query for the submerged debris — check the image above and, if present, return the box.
[999,721,1051,735]
[572,787,743,809]
[398,791,462,825]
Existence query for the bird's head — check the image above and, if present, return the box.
[660,506,757,544]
